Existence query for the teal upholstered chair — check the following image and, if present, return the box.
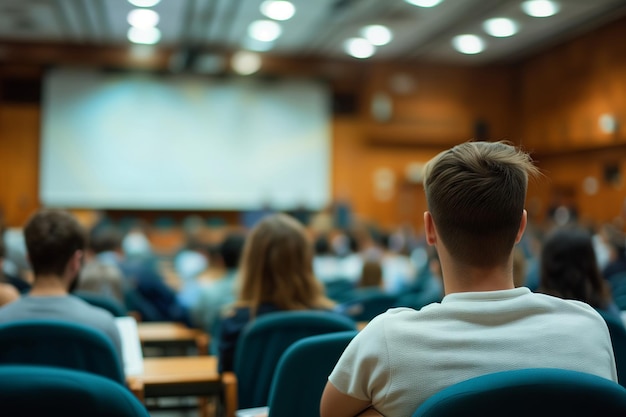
[324,279,356,303]
[0,319,125,384]
[233,310,357,409]
[74,290,128,317]
[338,291,398,322]
[412,368,626,417]
[597,309,626,388]
[267,330,358,417]
[0,365,148,417]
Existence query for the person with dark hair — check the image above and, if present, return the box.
[0,231,31,295]
[77,227,125,305]
[0,210,123,364]
[190,231,247,341]
[0,237,20,307]
[602,225,626,280]
[321,141,617,417]
[313,234,344,284]
[539,226,620,320]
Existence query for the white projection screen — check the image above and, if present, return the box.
[40,67,331,211]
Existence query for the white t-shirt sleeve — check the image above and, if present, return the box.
[328,314,391,403]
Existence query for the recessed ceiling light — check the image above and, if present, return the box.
[483,18,519,37]
[521,0,560,17]
[127,9,159,29]
[344,38,375,59]
[248,20,282,42]
[361,25,393,46]
[243,37,275,52]
[128,0,161,7]
[404,0,444,8]
[452,34,485,54]
[127,27,161,44]
[231,51,262,75]
[260,0,296,21]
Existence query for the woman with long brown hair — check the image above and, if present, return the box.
[218,213,334,372]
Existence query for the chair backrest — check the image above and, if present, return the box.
[267,330,358,417]
[339,291,398,322]
[74,290,128,317]
[234,310,357,409]
[412,368,626,417]
[597,309,626,388]
[0,365,148,417]
[0,319,125,384]
[324,279,356,303]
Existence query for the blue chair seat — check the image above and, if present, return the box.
[413,368,626,417]
[233,310,357,409]
[0,365,148,417]
[0,319,125,384]
[267,330,358,417]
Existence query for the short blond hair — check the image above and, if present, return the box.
[423,141,539,267]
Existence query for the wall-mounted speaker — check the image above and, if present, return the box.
[332,91,358,115]
[604,163,621,185]
[473,119,489,141]
[0,77,41,103]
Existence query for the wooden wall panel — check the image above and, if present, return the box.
[362,63,517,146]
[520,16,626,153]
[527,147,626,228]
[332,117,444,231]
[0,105,40,227]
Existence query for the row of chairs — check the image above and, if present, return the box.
[3,312,626,417]
[0,319,148,416]
[325,278,443,322]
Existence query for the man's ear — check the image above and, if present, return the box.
[424,211,437,246]
[515,210,528,244]
[69,250,83,274]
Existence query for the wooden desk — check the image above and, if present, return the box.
[138,322,210,355]
[128,356,236,417]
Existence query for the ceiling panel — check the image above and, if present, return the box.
[1,0,626,66]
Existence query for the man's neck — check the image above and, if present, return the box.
[28,274,69,296]
[440,260,515,295]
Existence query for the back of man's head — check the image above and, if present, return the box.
[220,232,246,269]
[423,141,538,268]
[89,227,122,254]
[24,209,87,277]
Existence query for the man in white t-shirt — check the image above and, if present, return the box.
[320,141,618,417]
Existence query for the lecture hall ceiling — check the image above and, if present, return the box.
[0,0,626,70]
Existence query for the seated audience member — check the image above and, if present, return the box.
[313,234,343,283]
[1,227,32,293]
[602,225,626,280]
[77,227,125,305]
[0,210,123,363]
[0,283,18,308]
[218,213,335,372]
[539,226,621,320]
[173,232,208,284]
[359,260,383,291]
[332,232,363,284]
[321,141,617,417]
[0,237,22,306]
[191,232,246,335]
[379,233,416,295]
[395,245,443,310]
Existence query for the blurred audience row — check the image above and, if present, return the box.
[2,207,626,372]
